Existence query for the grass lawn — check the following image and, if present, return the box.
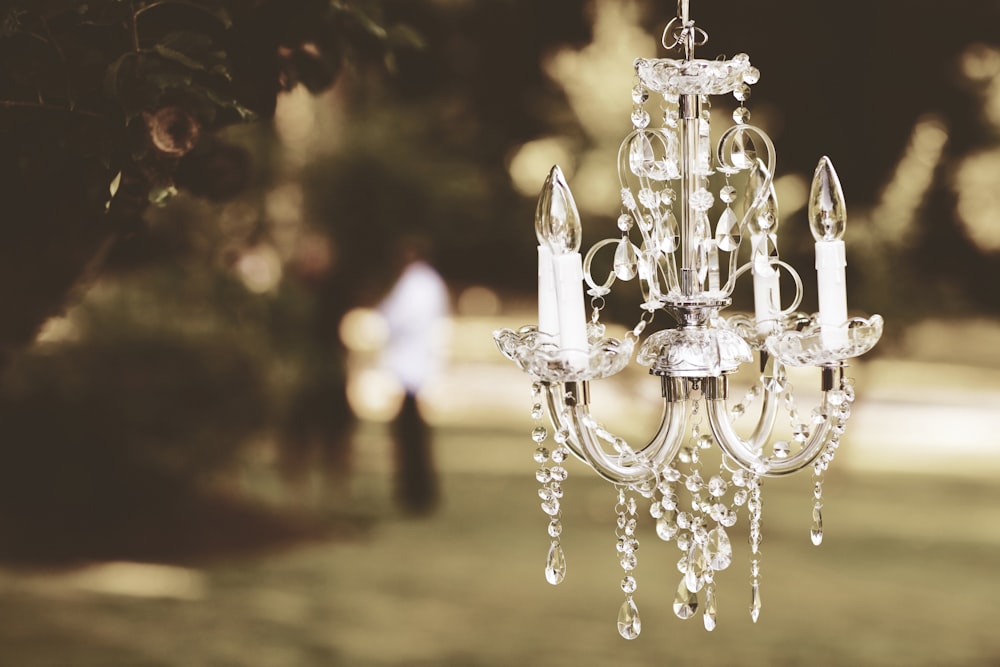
[0,423,998,666]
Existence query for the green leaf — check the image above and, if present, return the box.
[152,30,228,77]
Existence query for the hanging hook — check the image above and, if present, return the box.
[661,2,708,54]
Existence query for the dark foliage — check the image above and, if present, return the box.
[0,0,412,360]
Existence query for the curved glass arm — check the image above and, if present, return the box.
[544,382,588,463]
[567,400,686,484]
[546,381,686,484]
[746,382,780,451]
[705,395,833,477]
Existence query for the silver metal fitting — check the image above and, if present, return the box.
[821,364,845,392]
[703,375,729,400]
[661,376,688,402]
[564,381,590,407]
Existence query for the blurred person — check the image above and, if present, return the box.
[377,238,450,516]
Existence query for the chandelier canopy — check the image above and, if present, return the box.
[494,0,883,639]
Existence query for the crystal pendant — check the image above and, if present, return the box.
[629,132,656,177]
[545,540,566,585]
[707,241,720,291]
[746,167,779,235]
[811,505,824,546]
[703,585,718,632]
[705,527,733,571]
[693,212,711,285]
[685,543,708,593]
[730,130,756,170]
[753,234,778,275]
[647,159,675,182]
[617,597,641,640]
[715,206,740,251]
[659,210,680,252]
[750,581,762,623]
[673,578,698,620]
[614,237,639,280]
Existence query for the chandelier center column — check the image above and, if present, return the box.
[679,93,701,297]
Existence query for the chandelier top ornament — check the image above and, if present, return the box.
[493,0,883,639]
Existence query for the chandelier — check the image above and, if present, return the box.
[493,1,884,639]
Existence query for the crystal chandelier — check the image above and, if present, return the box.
[493,1,884,639]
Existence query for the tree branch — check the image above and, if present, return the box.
[0,100,103,119]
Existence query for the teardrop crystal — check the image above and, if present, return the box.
[811,505,824,546]
[752,233,778,276]
[695,239,709,287]
[746,161,779,235]
[684,543,708,593]
[628,132,655,177]
[673,578,699,620]
[614,237,639,280]
[706,240,720,291]
[545,541,566,585]
[705,527,733,571]
[617,597,641,640]
[730,130,757,170]
[659,210,680,252]
[750,581,762,623]
[703,586,718,632]
[715,206,740,252]
[756,188,779,233]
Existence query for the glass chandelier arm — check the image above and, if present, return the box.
[704,390,834,477]
[544,382,589,464]
[561,395,687,485]
[747,380,781,450]
[758,413,832,476]
[583,239,619,297]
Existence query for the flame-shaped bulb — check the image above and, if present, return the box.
[535,165,582,254]
[808,156,847,241]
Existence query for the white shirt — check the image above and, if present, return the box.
[377,260,450,393]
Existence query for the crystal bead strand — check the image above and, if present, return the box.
[672,397,707,621]
[782,381,813,452]
[654,464,681,542]
[616,487,641,639]
[728,380,760,420]
[748,474,763,623]
[732,60,759,125]
[702,467,735,631]
[532,382,567,586]
[809,376,857,546]
[631,77,650,130]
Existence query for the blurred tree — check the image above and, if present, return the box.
[0,0,417,559]
[0,0,416,364]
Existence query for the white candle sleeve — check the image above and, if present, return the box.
[552,251,589,370]
[815,239,848,349]
[537,245,560,338]
[753,266,781,336]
